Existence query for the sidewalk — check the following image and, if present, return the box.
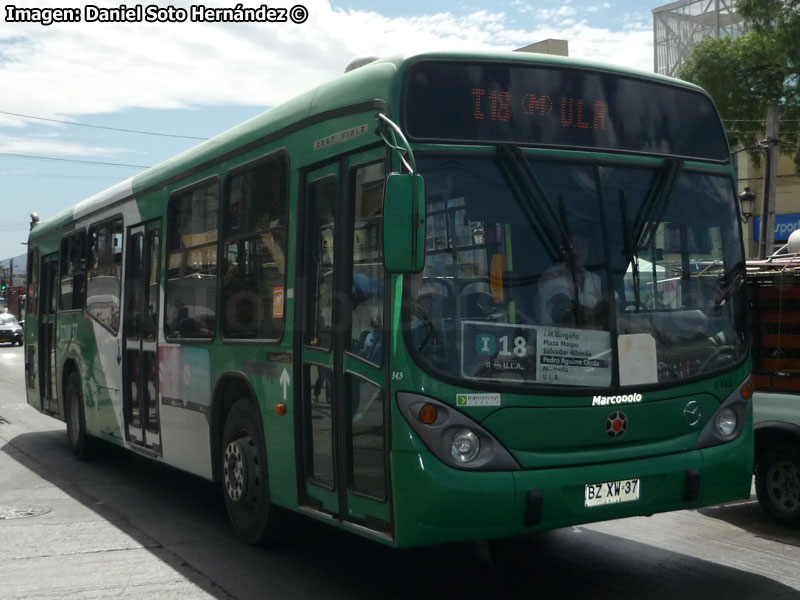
[0,359,224,600]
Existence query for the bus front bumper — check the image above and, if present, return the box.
[390,426,752,548]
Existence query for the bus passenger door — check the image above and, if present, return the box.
[299,150,391,538]
[38,253,59,415]
[122,221,162,453]
[299,162,340,516]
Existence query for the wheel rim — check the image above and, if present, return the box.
[766,459,800,513]
[224,439,247,502]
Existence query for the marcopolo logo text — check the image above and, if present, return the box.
[592,393,642,406]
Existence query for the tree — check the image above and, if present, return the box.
[678,2,800,168]
[739,0,800,70]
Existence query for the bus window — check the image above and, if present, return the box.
[60,230,87,311]
[221,155,288,340]
[87,218,123,333]
[27,248,38,318]
[304,176,337,350]
[348,162,385,365]
[165,181,219,339]
[406,156,746,387]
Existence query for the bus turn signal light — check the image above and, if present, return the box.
[275,403,286,416]
[419,403,438,424]
[740,382,753,400]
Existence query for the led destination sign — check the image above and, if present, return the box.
[403,61,730,161]
[471,89,608,132]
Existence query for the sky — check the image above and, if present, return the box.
[0,0,657,266]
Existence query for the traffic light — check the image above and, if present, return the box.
[1,280,5,292]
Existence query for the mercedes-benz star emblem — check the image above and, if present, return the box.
[683,400,702,426]
[606,411,628,439]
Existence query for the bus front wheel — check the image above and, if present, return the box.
[755,443,800,525]
[221,398,273,544]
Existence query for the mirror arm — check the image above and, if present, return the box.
[376,113,417,174]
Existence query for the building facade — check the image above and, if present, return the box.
[653,0,743,77]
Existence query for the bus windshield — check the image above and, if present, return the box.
[405,155,747,388]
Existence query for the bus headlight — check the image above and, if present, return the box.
[714,408,737,438]
[450,429,480,463]
[397,392,520,471]
[695,378,751,449]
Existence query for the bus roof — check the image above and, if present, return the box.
[29,51,707,239]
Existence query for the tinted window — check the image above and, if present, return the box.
[348,163,385,365]
[27,248,38,317]
[60,231,87,311]
[87,218,123,333]
[221,156,288,340]
[165,181,219,339]
[304,176,337,350]
[405,156,746,388]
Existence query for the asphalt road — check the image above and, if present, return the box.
[1,343,799,599]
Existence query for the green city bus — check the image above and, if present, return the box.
[24,51,754,547]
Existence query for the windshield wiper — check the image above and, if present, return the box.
[620,190,642,311]
[634,158,682,251]
[714,267,744,310]
[495,144,571,262]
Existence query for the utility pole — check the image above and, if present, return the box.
[758,105,781,259]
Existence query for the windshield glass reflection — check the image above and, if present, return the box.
[404,155,746,388]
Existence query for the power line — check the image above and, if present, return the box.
[2,173,126,180]
[724,119,800,122]
[0,110,208,140]
[0,153,149,168]
[738,173,800,181]
[725,131,800,134]
[732,144,762,154]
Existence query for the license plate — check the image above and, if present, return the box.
[584,478,640,507]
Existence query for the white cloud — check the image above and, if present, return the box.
[534,6,579,21]
[0,133,124,157]
[0,0,654,139]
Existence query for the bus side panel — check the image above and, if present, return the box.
[205,347,298,506]
[158,405,213,479]
[79,319,125,442]
[157,343,214,479]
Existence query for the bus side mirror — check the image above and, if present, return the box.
[383,173,426,273]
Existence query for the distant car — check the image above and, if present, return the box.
[0,313,23,346]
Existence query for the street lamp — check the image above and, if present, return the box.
[739,187,756,223]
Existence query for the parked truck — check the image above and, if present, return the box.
[747,232,800,525]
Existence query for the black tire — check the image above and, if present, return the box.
[221,398,275,544]
[755,443,800,525]
[65,372,94,460]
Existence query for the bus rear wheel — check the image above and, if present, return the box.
[65,372,93,460]
[755,444,800,525]
[221,398,274,544]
